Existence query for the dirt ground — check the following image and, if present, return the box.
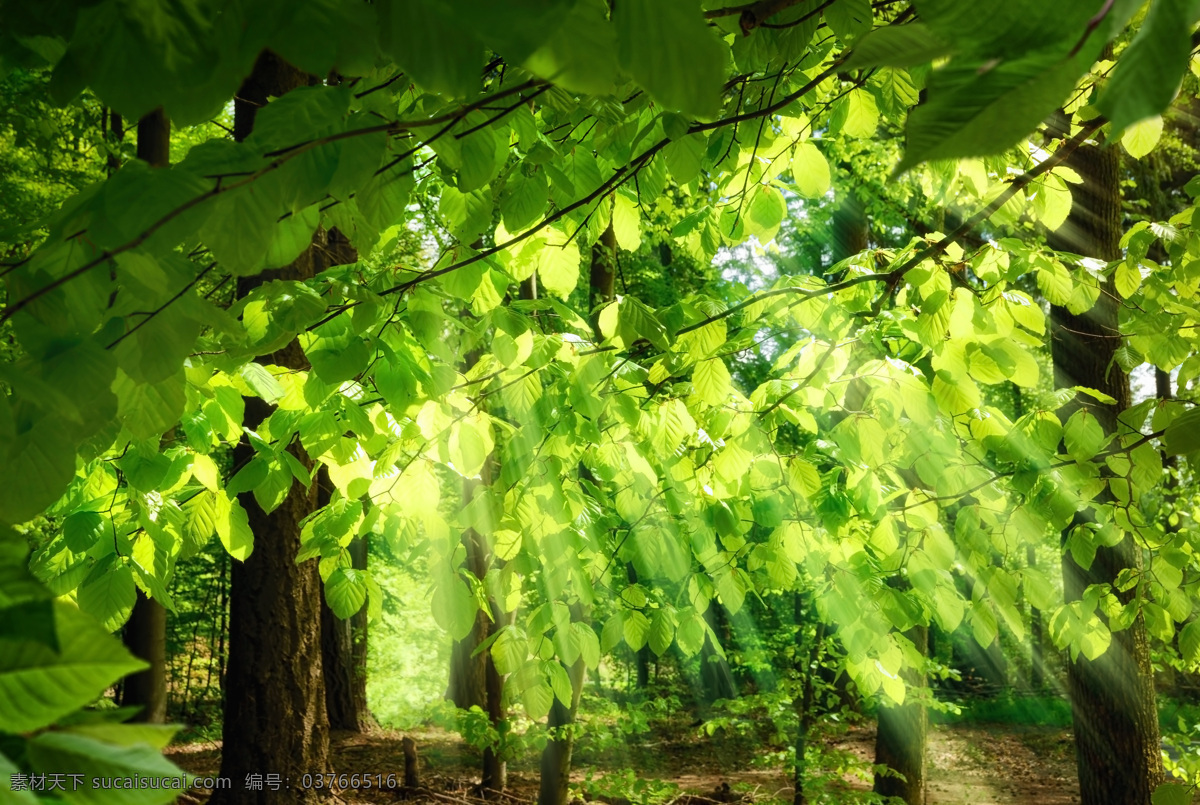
[829,723,1079,804]
[167,721,1088,805]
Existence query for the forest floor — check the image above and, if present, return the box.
[166,720,1081,805]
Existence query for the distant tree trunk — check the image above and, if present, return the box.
[588,221,617,318]
[793,592,823,805]
[120,107,170,726]
[1011,383,1045,692]
[699,602,736,703]
[446,447,507,795]
[209,51,330,805]
[1050,136,1162,805]
[872,621,927,805]
[1027,545,1045,691]
[830,190,868,265]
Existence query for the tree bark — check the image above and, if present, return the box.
[537,657,587,805]
[120,107,171,726]
[588,221,617,322]
[209,51,330,805]
[1049,139,1162,805]
[872,622,927,805]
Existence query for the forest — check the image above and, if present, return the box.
[2,0,1200,804]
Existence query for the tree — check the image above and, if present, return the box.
[209,51,331,805]
[119,107,172,727]
[1049,136,1163,805]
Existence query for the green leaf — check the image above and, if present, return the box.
[76,558,136,632]
[0,602,145,733]
[915,0,1105,61]
[1151,783,1195,805]
[379,0,484,98]
[664,133,706,184]
[547,659,573,705]
[1180,620,1200,668]
[649,608,677,656]
[897,51,1085,174]
[825,0,872,42]
[535,230,582,299]
[523,681,554,720]
[792,142,830,199]
[1162,409,1200,455]
[501,170,549,233]
[492,627,528,675]
[432,575,478,641]
[1064,409,1106,461]
[572,621,601,670]
[843,23,952,70]
[1099,0,1199,136]
[27,732,189,805]
[214,494,254,562]
[623,609,650,650]
[745,185,786,243]
[615,0,726,118]
[63,511,105,554]
[325,567,368,619]
[694,357,732,406]
[675,608,705,656]
[115,369,185,441]
[524,0,620,95]
[190,454,220,492]
[831,88,878,138]
[612,193,642,252]
[449,417,490,478]
[0,415,75,525]
[239,362,285,403]
[600,615,623,653]
[1114,261,1143,299]
[1121,115,1164,160]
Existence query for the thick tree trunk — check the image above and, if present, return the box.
[120,107,171,725]
[209,51,330,805]
[872,623,927,805]
[1049,140,1162,805]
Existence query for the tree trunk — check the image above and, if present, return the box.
[699,602,736,703]
[536,229,617,805]
[792,592,823,805]
[317,469,370,733]
[872,621,927,805]
[1049,138,1162,805]
[1027,545,1045,692]
[537,657,587,805]
[588,221,617,320]
[120,107,171,726]
[446,445,507,795]
[830,190,868,266]
[348,534,371,722]
[209,51,330,805]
